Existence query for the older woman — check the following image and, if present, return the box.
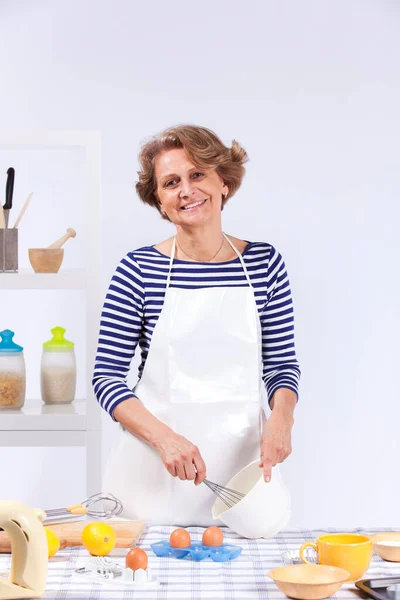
[93,125,300,526]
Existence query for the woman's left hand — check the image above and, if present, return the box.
[259,409,294,482]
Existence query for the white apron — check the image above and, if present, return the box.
[103,235,265,526]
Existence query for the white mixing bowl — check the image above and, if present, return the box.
[211,460,291,538]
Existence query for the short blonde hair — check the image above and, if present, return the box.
[135,124,248,220]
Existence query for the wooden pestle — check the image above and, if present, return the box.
[47,228,77,249]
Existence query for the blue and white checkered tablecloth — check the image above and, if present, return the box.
[1,526,399,599]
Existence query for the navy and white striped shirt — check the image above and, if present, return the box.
[92,242,301,418]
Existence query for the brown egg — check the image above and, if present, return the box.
[170,528,191,548]
[125,547,148,571]
[202,526,224,547]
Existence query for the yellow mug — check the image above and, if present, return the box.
[300,533,373,581]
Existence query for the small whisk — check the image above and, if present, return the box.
[44,492,123,523]
[203,479,245,509]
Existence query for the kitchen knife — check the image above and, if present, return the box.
[4,167,15,228]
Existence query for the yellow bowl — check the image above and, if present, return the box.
[267,564,350,600]
[28,248,64,273]
[371,532,400,562]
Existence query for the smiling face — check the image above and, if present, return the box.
[154,148,228,228]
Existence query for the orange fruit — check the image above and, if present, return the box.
[45,527,60,558]
[81,522,116,556]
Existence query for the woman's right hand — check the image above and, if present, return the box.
[154,429,207,485]
[112,397,207,484]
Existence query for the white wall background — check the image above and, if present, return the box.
[0,0,399,528]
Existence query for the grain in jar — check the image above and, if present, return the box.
[0,330,26,409]
[41,326,76,404]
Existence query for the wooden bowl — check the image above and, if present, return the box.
[371,533,400,562]
[28,248,64,273]
[267,564,350,600]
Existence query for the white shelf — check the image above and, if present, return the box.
[0,399,86,432]
[0,129,102,492]
[0,430,86,447]
[0,269,86,290]
[0,130,100,147]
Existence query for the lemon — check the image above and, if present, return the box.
[45,527,60,558]
[81,522,116,556]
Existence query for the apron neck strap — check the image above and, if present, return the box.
[223,234,253,287]
[165,234,253,290]
[166,237,176,290]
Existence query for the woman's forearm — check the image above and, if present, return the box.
[112,396,208,483]
[260,387,296,481]
[270,387,297,418]
[113,396,171,450]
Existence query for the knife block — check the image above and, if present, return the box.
[0,228,18,272]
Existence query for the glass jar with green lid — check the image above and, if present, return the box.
[0,329,26,409]
[40,326,76,404]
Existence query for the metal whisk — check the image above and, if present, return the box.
[203,479,245,509]
[44,492,123,523]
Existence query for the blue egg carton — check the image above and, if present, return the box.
[150,540,242,562]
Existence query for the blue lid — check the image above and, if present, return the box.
[0,330,24,352]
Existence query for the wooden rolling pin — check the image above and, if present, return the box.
[0,519,146,553]
[47,227,76,249]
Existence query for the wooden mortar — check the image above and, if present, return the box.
[28,248,64,273]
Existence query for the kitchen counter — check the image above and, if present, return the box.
[1,526,399,599]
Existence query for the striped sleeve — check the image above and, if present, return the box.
[260,247,301,406]
[92,253,144,419]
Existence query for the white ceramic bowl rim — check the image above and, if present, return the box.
[211,459,263,519]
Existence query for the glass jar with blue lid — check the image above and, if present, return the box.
[0,329,26,409]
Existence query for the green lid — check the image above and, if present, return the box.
[0,329,23,352]
[43,326,74,351]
